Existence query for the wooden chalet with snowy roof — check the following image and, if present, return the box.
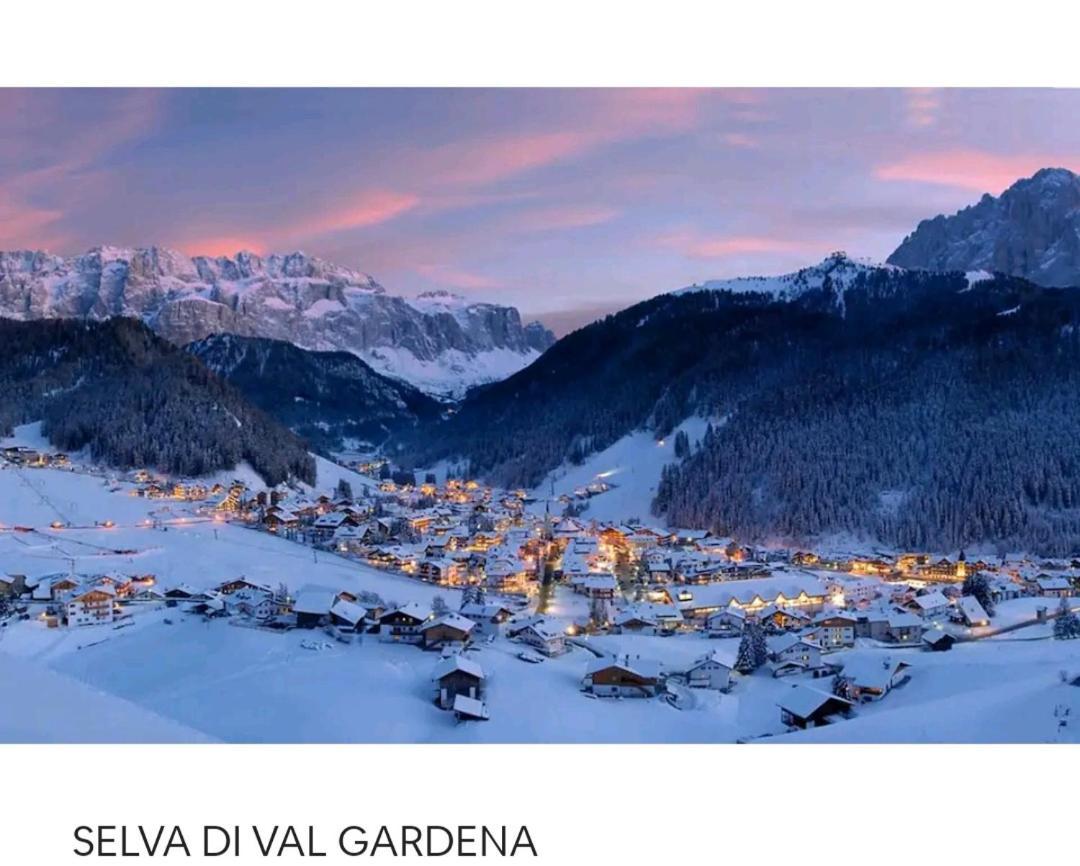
[778,684,853,729]
[329,598,370,632]
[432,655,486,710]
[582,656,664,697]
[378,602,434,643]
[292,588,336,628]
[420,613,476,649]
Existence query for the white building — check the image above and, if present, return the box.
[65,586,116,627]
[684,652,732,691]
[509,619,566,656]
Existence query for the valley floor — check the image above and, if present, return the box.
[3,450,1080,744]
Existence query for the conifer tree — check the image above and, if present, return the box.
[1053,597,1080,640]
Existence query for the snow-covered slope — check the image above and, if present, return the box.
[529,416,713,524]
[675,251,903,303]
[0,247,554,397]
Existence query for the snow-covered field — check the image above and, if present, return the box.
[0,468,447,607]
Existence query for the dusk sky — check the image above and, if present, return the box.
[2,88,1079,329]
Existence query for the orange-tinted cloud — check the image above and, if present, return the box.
[876,149,1079,194]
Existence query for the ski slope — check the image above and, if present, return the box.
[529,416,713,523]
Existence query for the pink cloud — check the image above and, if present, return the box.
[720,132,758,149]
[0,193,66,248]
[904,88,942,128]
[175,235,268,257]
[293,190,420,237]
[875,149,1079,194]
[418,89,709,190]
[508,204,619,233]
[0,90,166,251]
[169,191,419,257]
[436,131,596,187]
[658,230,820,260]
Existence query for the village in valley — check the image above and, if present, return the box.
[3,423,1080,744]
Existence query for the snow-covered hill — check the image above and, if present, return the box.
[0,247,554,397]
[674,252,902,303]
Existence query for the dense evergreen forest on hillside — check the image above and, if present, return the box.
[187,334,441,452]
[403,267,1080,554]
[0,318,315,485]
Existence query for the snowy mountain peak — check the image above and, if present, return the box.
[0,245,554,397]
[888,167,1080,286]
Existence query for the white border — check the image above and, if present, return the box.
[0,744,1076,863]
[1,1,1079,87]
[2,5,1078,862]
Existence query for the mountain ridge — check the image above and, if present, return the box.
[887,166,1080,286]
[187,333,442,452]
[0,245,555,398]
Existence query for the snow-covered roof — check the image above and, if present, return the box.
[840,657,910,690]
[423,613,476,635]
[432,655,485,681]
[511,618,562,641]
[957,596,990,623]
[386,601,433,622]
[585,655,663,679]
[687,651,733,672]
[452,694,489,720]
[293,588,335,616]
[330,598,368,624]
[912,590,949,610]
[672,575,827,610]
[777,684,852,719]
[459,601,512,619]
[768,633,820,655]
[887,612,923,628]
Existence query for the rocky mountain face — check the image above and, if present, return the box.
[187,333,442,453]
[403,257,1080,554]
[0,247,555,397]
[887,167,1080,286]
[0,318,315,485]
